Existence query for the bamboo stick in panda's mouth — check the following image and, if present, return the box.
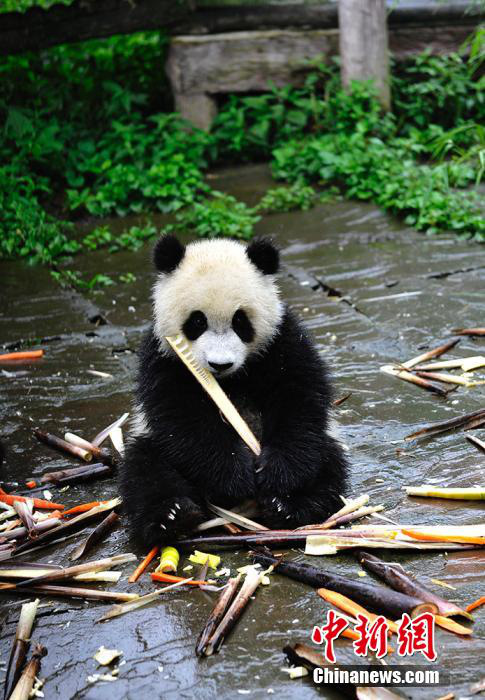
[166,334,261,456]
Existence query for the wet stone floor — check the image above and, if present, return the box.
[0,165,484,699]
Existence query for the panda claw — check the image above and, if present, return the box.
[168,513,175,520]
[160,524,167,530]
[175,503,181,510]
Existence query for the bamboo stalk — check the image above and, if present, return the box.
[380,365,449,396]
[402,339,461,369]
[452,328,485,336]
[205,568,264,655]
[196,575,241,657]
[97,579,189,622]
[466,435,485,454]
[33,429,92,462]
[3,599,39,700]
[357,551,471,619]
[64,433,115,465]
[0,583,139,602]
[308,505,384,531]
[13,499,121,555]
[404,409,485,441]
[404,486,485,500]
[69,511,119,561]
[413,356,485,371]
[464,416,485,431]
[16,553,136,587]
[9,643,47,700]
[251,551,434,619]
[414,371,476,387]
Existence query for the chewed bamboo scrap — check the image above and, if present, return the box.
[415,371,482,387]
[15,553,136,587]
[97,579,190,622]
[91,413,130,447]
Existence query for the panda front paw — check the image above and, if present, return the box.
[159,496,206,535]
[257,494,296,529]
[142,497,205,545]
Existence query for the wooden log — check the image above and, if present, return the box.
[0,1,480,57]
[338,0,391,110]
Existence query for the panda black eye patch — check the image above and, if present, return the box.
[183,310,208,340]
[232,309,255,343]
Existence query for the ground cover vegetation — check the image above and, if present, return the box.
[0,26,483,288]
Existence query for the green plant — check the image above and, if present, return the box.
[167,192,260,239]
[256,183,317,213]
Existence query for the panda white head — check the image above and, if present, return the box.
[152,235,284,377]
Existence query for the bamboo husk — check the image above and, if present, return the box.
[380,365,449,396]
[205,568,265,655]
[466,435,485,454]
[33,429,92,461]
[0,583,139,602]
[401,339,461,369]
[1,518,60,542]
[64,433,115,465]
[97,578,189,622]
[452,328,485,337]
[357,552,471,619]
[69,511,119,561]
[16,553,135,587]
[38,463,104,485]
[13,499,121,555]
[91,413,129,447]
[196,575,241,657]
[4,599,39,700]
[9,643,47,700]
[251,551,435,619]
[404,486,485,500]
[404,409,485,441]
[109,427,124,456]
[207,502,268,531]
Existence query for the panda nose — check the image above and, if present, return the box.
[209,361,233,373]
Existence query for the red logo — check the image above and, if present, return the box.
[312,610,436,663]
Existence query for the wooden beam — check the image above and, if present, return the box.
[0,0,187,56]
[0,1,480,56]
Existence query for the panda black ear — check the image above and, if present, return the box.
[153,235,185,273]
[246,238,279,275]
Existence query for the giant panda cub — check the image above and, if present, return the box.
[120,234,348,545]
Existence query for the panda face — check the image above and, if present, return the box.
[151,236,283,376]
[181,307,255,376]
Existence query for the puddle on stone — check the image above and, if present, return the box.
[0,164,484,699]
